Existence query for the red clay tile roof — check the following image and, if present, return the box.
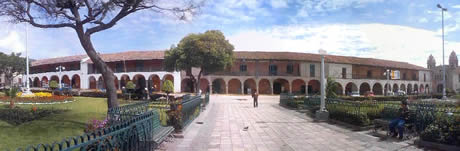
[235,51,428,70]
[31,50,427,70]
[31,55,87,66]
[84,51,165,63]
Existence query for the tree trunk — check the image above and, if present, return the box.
[75,25,119,109]
[195,69,203,95]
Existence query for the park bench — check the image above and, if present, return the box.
[152,111,174,147]
[373,106,417,140]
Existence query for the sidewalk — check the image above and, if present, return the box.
[159,95,422,151]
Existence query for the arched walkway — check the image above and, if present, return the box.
[243,79,257,94]
[407,84,412,94]
[200,79,210,93]
[400,84,406,92]
[97,76,105,89]
[420,85,424,94]
[181,78,194,93]
[50,75,59,83]
[258,79,271,94]
[212,79,226,94]
[148,75,161,92]
[89,76,97,89]
[372,83,383,95]
[437,84,443,93]
[414,84,418,94]
[120,75,130,89]
[163,74,174,84]
[228,79,242,94]
[425,84,429,93]
[71,74,80,89]
[308,80,320,95]
[273,78,289,94]
[61,75,70,88]
[359,82,371,95]
[292,79,306,94]
[393,84,399,93]
[384,83,391,95]
[41,77,49,87]
[334,82,343,95]
[32,77,40,87]
[133,74,146,90]
[345,82,358,96]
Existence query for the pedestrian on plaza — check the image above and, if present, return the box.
[389,100,409,140]
[252,89,258,108]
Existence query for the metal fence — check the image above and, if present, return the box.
[181,94,202,129]
[107,101,151,124]
[17,110,157,151]
[203,93,210,106]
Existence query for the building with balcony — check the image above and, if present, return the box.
[28,50,432,96]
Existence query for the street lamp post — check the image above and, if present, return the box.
[315,49,329,121]
[437,4,448,100]
[56,65,66,89]
[22,23,33,96]
[384,69,390,96]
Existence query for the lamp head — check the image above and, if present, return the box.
[318,49,327,55]
[437,4,442,9]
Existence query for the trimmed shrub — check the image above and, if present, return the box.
[49,81,59,90]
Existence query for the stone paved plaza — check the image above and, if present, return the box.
[160,95,424,151]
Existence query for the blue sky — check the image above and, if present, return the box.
[1,0,460,67]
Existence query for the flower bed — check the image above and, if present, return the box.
[0,95,73,103]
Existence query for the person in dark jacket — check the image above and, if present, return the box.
[389,100,409,139]
[252,90,258,108]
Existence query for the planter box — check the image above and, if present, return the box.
[416,139,460,151]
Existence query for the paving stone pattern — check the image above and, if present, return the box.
[160,95,423,151]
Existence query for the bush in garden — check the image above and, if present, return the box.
[420,113,460,146]
[125,81,136,100]
[162,80,174,102]
[326,77,338,99]
[49,81,59,90]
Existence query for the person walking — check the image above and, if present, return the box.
[252,90,258,108]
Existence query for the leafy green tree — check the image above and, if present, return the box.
[164,30,234,93]
[0,52,26,87]
[326,77,338,98]
[126,81,135,100]
[162,80,174,102]
[49,81,59,90]
[0,0,202,109]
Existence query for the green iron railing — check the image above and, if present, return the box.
[203,93,210,106]
[180,94,202,129]
[107,101,151,124]
[16,110,158,151]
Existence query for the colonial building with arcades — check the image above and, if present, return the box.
[27,50,432,96]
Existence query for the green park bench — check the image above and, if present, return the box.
[373,106,417,140]
[152,111,175,147]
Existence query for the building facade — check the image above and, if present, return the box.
[28,50,432,96]
[428,51,460,93]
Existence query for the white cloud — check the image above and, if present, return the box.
[227,24,460,67]
[0,22,82,59]
[295,0,383,17]
[453,5,460,9]
[418,18,428,23]
[270,0,288,8]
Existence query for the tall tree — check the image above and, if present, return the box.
[0,52,26,87]
[0,0,202,108]
[164,30,234,93]
[326,77,338,98]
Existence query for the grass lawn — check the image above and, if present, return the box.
[0,97,108,150]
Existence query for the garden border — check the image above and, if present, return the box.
[416,139,460,151]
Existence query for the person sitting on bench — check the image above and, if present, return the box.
[389,100,409,139]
